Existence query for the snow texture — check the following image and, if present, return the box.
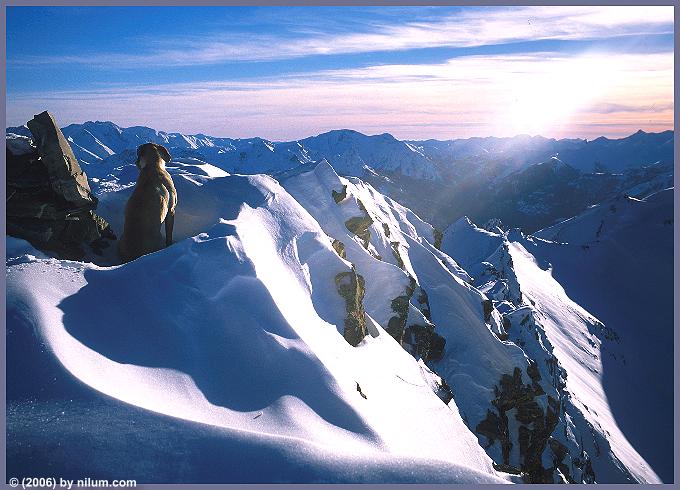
[5,123,671,483]
[7,161,508,483]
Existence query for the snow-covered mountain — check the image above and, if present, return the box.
[10,122,671,179]
[7,122,672,235]
[532,189,674,482]
[410,130,674,174]
[401,131,673,230]
[7,138,668,483]
[300,129,438,180]
[406,154,673,232]
[6,122,437,180]
[440,188,674,482]
[6,158,505,483]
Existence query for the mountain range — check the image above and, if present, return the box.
[5,121,674,483]
[7,121,673,233]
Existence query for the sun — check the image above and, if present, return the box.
[503,55,618,137]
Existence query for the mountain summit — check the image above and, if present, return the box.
[7,123,671,481]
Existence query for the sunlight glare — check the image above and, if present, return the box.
[503,54,619,136]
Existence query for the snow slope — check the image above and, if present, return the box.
[6,163,507,482]
[278,161,659,483]
[506,239,656,483]
[441,217,662,483]
[529,189,674,481]
[6,137,668,483]
[93,159,534,481]
[280,162,529,419]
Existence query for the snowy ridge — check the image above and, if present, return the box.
[6,144,667,482]
[7,161,508,483]
[6,122,438,181]
[410,130,674,174]
[525,188,674,481]
[441,214,662,483]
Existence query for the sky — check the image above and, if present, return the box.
[5,6,675,141]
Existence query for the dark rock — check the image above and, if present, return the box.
[526,359,541,383]
[434,376,454,404]
[335,268,367,347]
[390,241,405,269]
[482,299,494,322]
[417,288,432,321]
[403,323,446,362]
[385,276,417,343]
[331,239,346,259]
[6,111,115,260]
[549,436,570,465]
[332,185,348,203]
[26,111,95,207]
[476,366,564,483]
[345,215,373,249]
[386,321,405,344]
[492,462,523,475]
[433,228,443,249]
[385,278,445,362]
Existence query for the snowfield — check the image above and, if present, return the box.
[6,148,670,483]
[531,189,674,481]
[441,203,671,483]
[7,160,509,483]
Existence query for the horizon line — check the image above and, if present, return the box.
[6,119,675,144]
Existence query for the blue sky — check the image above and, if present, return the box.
[6,6,675,140]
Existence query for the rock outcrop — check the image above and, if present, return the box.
[335,268,368,346]
[386,276,417,343]
[6,111,115,259]
[344,202,373,249]
[332,185,348,203]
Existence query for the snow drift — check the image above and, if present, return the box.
[6,160,507,483]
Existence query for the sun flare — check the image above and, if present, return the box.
[504,55,619,136]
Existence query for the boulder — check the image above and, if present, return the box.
[6,111,115,260]
[26,111,95,206]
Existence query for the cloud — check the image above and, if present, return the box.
[9,6,674,68]
[7,50,673,140]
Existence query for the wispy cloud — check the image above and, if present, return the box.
[7,50,673,140]
[10,6,673,68]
